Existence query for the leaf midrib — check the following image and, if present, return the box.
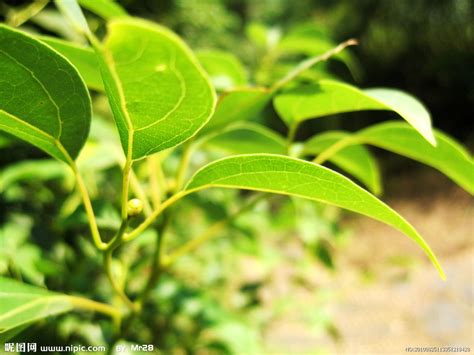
[0,295,71,327]
[0,110,74,164]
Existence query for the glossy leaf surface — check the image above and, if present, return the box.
[357,122,473,194]
[303,131,382,194]
[39,36,103,91]
[55,0,90,35]
[0,25,91,163]
[274,80,436,145]
[0,277,73,340]
[101,18,216,159]
[185,154,444,279]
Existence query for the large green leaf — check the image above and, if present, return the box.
[354,122,472,194]
[0,277,118,341]
[201,122,286,155]
[78,0,128,19]
[274,80,436,145]
[303,131,382,195]
[185,154,445,279]
[39,36,103,91]
[197,49,247,91]
[100,18,216,160]
[0,25,91,164]
[200,88,271,136]
[0,277,73,340]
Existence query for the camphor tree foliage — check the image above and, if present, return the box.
[0,0,472,351]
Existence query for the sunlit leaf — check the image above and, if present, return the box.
[0,277,73,340]
[303,131,382,194]
[0,277,118,341]
[0,25,91,164]
[197,49,247,91]
[78,0,128,19]
[185,154,445,279]
[99,18,216,160]
[355,122,472,194]
[55,0,91,35]
[39,36,103,91]
[274,79,436,145]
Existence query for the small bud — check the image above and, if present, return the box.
[127,198,143,217]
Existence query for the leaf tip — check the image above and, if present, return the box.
[426,131,437,147]
[434,260,446,281]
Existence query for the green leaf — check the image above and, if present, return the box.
[185,154,445,279]
[200,88,271,136]
[0,25,91,164]
[274,80,436,145]
[303,131,382,195]
[39,36,103,91]
[0,160,68,192]
[197,49,247,91]
[78,0,128,19]
[201,122,286,155]
[246,22,281,49]
[0,277,73,340]
[100,18,216,160]
[355,122,472,194]
[0,277,118,340]
[0,324,31,343]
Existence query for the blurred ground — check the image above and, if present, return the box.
[263,172,473,354]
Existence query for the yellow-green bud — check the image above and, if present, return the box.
[127,198,143,217]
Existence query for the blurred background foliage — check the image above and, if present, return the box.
[122,0,473,141]
[0,0,472,354]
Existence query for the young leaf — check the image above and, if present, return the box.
[78,0,128,19]
[197,49,247,91]
[185,154,445,279]
[39,36,103,91]
[303,131,382,195]
[0,25,91,164]
[200,88,271,136]
[356,122,472,194]
[100,18,216,160]
[274,80,436,145]
[201,122,286,155]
